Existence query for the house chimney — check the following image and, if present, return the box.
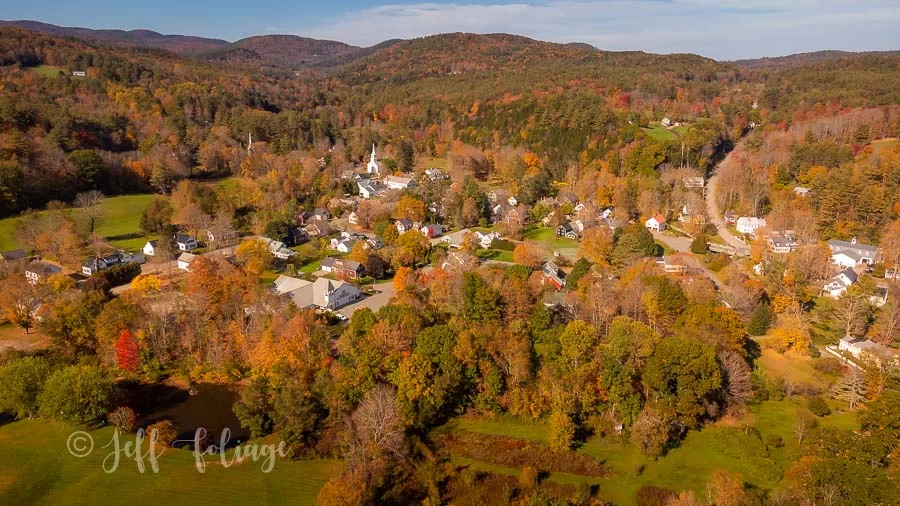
[851,237,857,244]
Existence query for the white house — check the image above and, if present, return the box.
[336,239,357,254]
[72,70,86,77]
[366,144,380,175]
[143,240,159,257]
[473,231,500,249]
[274,275,362,310]
[661,117,672,127]
[348,211,360,226]
[793,187,810,197]
[395,219,414,235]
[838,336,898,365]
[177,252,198,271]
[645,214,667,232]
[260,237,296,260]
[175,234,199,251]
[823,268,858,298]
[828,239,879,268]
[81,251,143,276]
[736,217,767,236]
[384,175,416,190]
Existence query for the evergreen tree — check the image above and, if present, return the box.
[747,303,774,336]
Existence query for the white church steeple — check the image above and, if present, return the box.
[366,143,380,175]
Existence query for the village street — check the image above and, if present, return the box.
[705,154,750,256]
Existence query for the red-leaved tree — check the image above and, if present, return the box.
[116,329,139,372]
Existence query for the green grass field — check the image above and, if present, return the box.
[0,194,157,252]
[29,65,63,78]
[523,227,579,251]
[642,125,677,141]
[441,394,861,506]
[0,420,336,505]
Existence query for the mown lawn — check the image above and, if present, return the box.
[0,419,336,505]
[0,194,157,252]
[642,125,677,141]
[523,227,579,251]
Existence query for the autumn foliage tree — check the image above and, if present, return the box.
[116,329,139,372]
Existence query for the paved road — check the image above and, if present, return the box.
[705,155,750,256]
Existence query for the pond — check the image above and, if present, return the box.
[124,382,249,449]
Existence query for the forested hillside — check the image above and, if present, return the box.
[1,22,900,506]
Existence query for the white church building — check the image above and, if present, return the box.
[367,144,380,175]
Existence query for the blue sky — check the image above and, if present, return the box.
[3,0,899,60]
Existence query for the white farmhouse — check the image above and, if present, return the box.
[736,217,767,236]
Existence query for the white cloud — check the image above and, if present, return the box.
[301,0,900,59]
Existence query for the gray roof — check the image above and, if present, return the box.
[1,249,27,261]
[840,268,859,283]
[828,239,878,255]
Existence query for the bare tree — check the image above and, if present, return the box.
[832,289,872,338]
[872,287,900,346]
[794,414,814,444]
[344,384,406,473]
[74,190,104,235]
[719,349,753,406]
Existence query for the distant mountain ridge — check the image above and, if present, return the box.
[2,19,897,71]
[0,20,230,54]
[731,50,900,70]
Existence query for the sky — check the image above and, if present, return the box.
[2,0,899,60]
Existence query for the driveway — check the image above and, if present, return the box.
[653,231,725,293]
[337,280,395,316]
[705,160,750,256]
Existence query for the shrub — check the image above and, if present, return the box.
[690,235,708,254]
[808,396,832,417]
[37,365,116,422]
[636,485,676,506]
[519,465,539,490]
[108,406,137,432]
[765,434,784,448]
[814,358,843,375]
[96,262,142,287]
[872,263,886,278]
[146,420,178,447]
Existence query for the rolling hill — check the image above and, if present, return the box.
[0,19,230,55]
